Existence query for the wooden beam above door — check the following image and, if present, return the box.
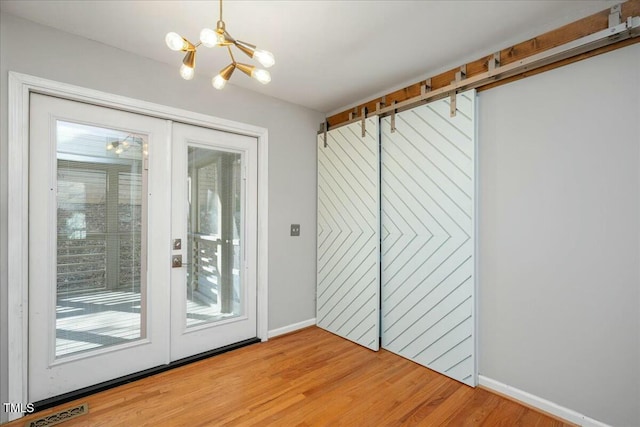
[325,1,640,129]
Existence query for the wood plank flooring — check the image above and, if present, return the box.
[6,327,573,426]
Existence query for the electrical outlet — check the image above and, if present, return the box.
[290,224,300,236]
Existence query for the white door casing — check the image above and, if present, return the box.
[380,90,477,386]
[316,118,380,351]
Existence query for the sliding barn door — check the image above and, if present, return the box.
[381,91,476,385]
[317,118,380,351]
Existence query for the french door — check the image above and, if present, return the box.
[170,123,257,361]
[28,94,257,402]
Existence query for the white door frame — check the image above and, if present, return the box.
[7,71,269,420]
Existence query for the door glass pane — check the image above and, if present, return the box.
[186,147,242,328]
[55,120,146,358]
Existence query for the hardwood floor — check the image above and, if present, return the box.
[6,327,573,426]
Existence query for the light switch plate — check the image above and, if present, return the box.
[290,224,300,236]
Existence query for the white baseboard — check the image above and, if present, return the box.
[268,318,316,338]
[478,375,610,427]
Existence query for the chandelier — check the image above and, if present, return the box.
[165,0,275,90]
[106,135,147,156]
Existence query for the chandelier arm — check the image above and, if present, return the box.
[183,38,197,52]
[235,63,254,77]
[227,45,236,64]
[234,40,256,59]
[182,50,196,68]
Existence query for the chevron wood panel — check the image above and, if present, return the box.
[317,118,380,351]
[381,90,476,385]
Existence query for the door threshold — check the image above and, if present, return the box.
[32,337,261,413]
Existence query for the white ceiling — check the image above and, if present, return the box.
[0,0,619,113]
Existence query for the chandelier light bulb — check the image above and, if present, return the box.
[252,68,271,84]
[253,49,275,68]
[180,64,195,80]
[200,28,222,48]
[115,146,124,155]
[166,32,186,51]
[212,74,228,90]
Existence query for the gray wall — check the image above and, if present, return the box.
[0,12,322,422]
[478,44,640,426]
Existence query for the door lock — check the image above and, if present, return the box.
[173,239,182,250]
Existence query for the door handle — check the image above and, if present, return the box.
[172,255,182,268]
[172,255,193,268]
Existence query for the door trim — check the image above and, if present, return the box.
[7,71,269,420]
